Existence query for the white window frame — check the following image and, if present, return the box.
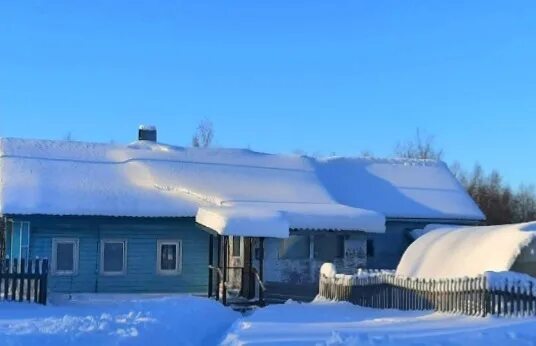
[231,236,243,259]
[9,221,30,260]
[51,238,79,276]
[100,239,127,276]
[156,240,182,275]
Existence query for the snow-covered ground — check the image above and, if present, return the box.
[223,300,536,346]
[0,295,238,346]
[1,296,536,345]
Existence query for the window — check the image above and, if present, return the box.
[314,235,345,261]
[52,238,79,275]
[157,240,182,275]
[279,235,310,259]
[367,239,375,257]
[8,221,30,260]
[232,236,241,257]
[101,240,127,275]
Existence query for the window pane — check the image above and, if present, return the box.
[314,235,344,261]
[367,239,375,257]
[11,223,21,259]
[161,244,177,270]
[279,236,310,259]
[103,242,124,272]
[232,237,241,257]
[56,243,74,271]
[21,223,30,247]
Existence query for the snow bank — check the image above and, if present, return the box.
[397,222,536,278]
[222,300,536,345]
[0,295,238,346]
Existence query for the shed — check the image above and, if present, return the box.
[396,222,536,279]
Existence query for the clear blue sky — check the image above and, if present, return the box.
[1,1,535,187]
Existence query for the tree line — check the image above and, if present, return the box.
[395,130,536,225]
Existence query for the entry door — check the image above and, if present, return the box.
[227,236,244,295]
[227,236,256,299]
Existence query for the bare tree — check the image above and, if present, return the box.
[359,150,375,158]
[192,119,214,148]
[394,128,443,160]
[63,132,74,141]
[513,184,536,223]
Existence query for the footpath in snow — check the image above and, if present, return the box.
[1,296,536,345]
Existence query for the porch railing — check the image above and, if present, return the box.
[0,258,48,305]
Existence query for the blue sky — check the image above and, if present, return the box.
[1,1,535,187]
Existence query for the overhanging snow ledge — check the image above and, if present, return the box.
[195,205,386,238]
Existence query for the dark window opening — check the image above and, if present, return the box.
[279,235,310,259]
[314,235,345,261]
[367,239,375,257]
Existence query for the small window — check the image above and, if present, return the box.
[9,221,30,260]
[157,240,182,275]
[52,238,79,275]
[367,239,375,257]
[232,236,241,257]
[314,235,344,261]
[101,240,127,275]
[279,235,310,259]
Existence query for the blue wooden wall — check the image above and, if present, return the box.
[366,219,480,269]
[9,215,209,294]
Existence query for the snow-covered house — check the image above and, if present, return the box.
[0,127,484,300]
[397,222,536,279]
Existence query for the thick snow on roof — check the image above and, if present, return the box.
[197,203,385,238]
[0,137,483,236]
[396,222,536,278]
[0,137,386,235]
[315,157,484,221]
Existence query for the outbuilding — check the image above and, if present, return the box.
[397,222,536,279]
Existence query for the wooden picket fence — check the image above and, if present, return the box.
[0,258,49,305]
[319,270,536,317]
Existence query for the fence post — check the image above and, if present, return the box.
[39,259,48,305]
[19,258,25,303]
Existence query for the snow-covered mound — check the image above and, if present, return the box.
[397,222,536,278]
[0,295,238,346]
[0,137,484,236]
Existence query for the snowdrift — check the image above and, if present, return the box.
[397,222,536,278]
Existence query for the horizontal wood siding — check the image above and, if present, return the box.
[14,216,208,294]
[366,219,479,269]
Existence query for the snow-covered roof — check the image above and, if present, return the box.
[314,157,484,221]
[396,222,536,278]
[0,137,483,237]
[196,203,384,238]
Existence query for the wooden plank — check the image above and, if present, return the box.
[19,259,25,303]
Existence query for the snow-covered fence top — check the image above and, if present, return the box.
[318,263,536,317]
